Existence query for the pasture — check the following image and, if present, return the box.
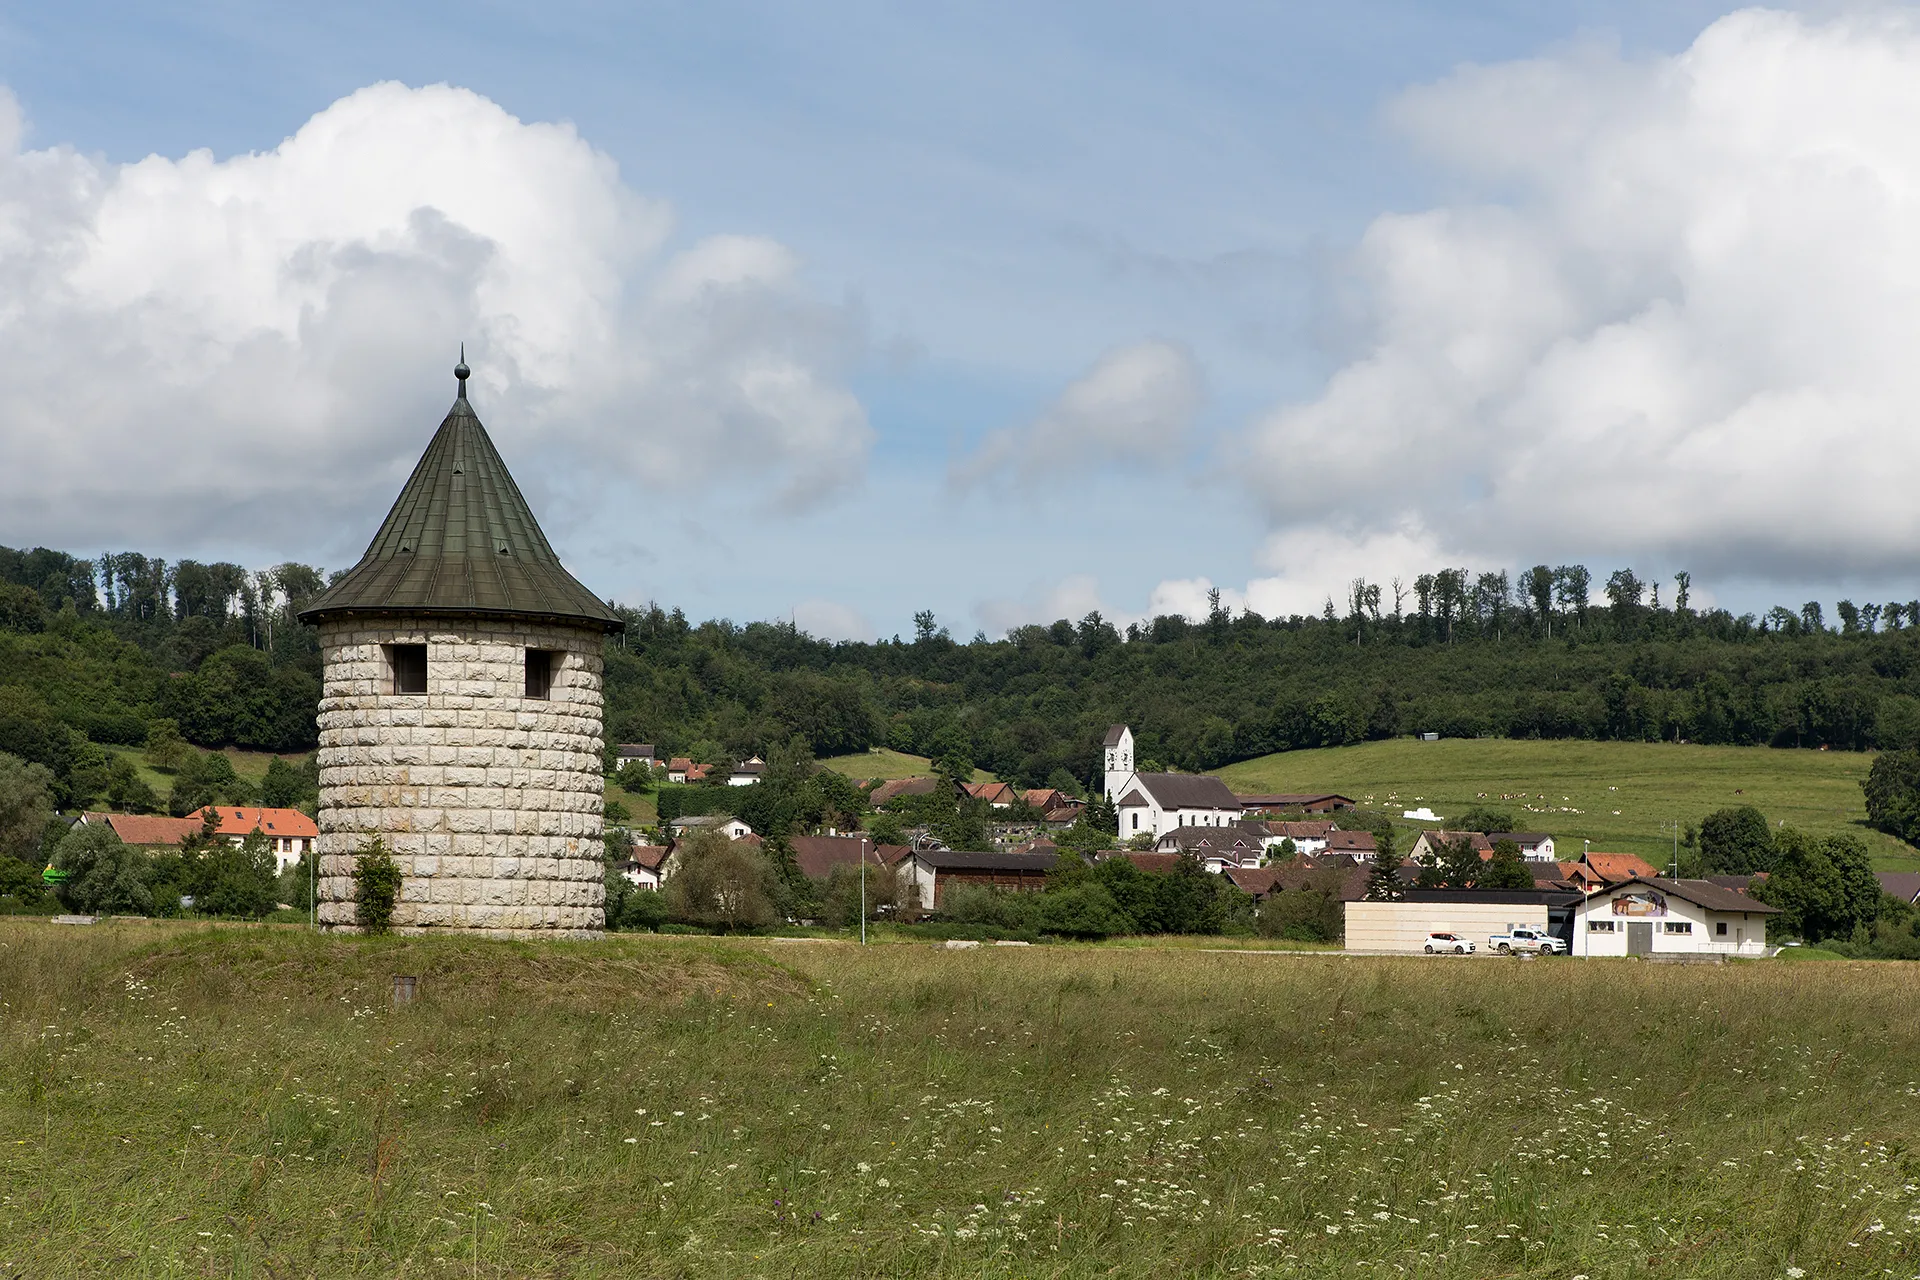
[2,921,1915,1277]
[1220,738,1920,869]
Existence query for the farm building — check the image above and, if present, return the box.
[1345,889,1582,953]
[1571,877,1777,957]
[900,848,1056,910]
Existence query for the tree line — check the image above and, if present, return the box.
[13,540,1920,814]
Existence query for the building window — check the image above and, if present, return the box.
[1130,813,1140,832]
[1715,921,1728,936]
[1663,921,1693,935]
[387,644,427,695]
[525,649,556,699]
[1588,919,1616,933]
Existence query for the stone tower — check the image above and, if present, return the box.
[298,355,623,935]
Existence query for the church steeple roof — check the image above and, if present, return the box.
[298,358,622,632]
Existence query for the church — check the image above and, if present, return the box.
[1102,724,1244,842]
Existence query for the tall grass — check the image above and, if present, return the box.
[2,921,1916,1276]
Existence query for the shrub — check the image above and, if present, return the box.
[54,822,153,916]
[1863,750,1920,845]
[1699,805,1777,873]
[665,829,776,930]
[354,838,402,934]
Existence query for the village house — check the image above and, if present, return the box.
[619,844,670,889]
[1264,820,1334,855]
[962,781,1020,808]
[616,744,657,768]
[666,757,694,783]
[1324,830,1378,861]
[1567,852,1662,892]
[728,756,766,786]
[1236,792,1355,814]
[867,776,940,807]
[669,814,754,841]
[1407,830,1494,863]
[788,835,898,882]
[1153,821,1276,871]
[1875,871,1920,904]
[1571,876,1778,957]
[1486,832,1557,862]
[82,807,319,875]
[899,847,1056,910]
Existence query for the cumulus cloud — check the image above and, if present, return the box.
[0,81,870,561]
[1243,9,1920,589]
[952,339,1200,489]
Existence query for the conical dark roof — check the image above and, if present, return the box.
[299,366,622,632]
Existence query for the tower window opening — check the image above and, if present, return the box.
[526,649,556,699]
[387,644,427,695]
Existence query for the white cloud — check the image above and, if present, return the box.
[1243,9,1920,587]
[952,339,1201,488]
[791,597,876,643]
[0,81,870,561]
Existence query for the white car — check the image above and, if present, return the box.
[1490,927,1566,955]
[1423,932,1476,955]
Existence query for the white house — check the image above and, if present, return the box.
[728,756,766,786]
[1488,832,1557,863]
[670,815,754,840]
[1115,773,1244,842]
[1102,724,1135,802]
[620,844,671,889]
[1571,877,1778,958]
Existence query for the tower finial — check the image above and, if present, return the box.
[454,344,470,399]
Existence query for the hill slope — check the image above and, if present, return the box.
[1219,738,1919,869]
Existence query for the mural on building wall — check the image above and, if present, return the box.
[1611,891,1669,917]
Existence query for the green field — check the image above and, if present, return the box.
[820,749,994,783]
[2,922,1915,1277]
[1219,738,1920,870]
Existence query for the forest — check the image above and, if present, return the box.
[7,543,1920,812]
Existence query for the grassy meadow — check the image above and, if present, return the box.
[1219,738,1920,870]
[821,749,995,784]
[3,921,1917,1277]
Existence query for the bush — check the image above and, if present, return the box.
[1699,805,1776,873]
[196,830,278,918]
[1863,750,1920,845]
[354,838,402,934]
[1256,872,1346,943]
[603,867,668,932]
[54,823,153,916]
[665,830,777,930]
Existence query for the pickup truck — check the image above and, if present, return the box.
[1489,926,1566,955]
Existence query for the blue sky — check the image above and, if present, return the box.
[4,2,1915,637]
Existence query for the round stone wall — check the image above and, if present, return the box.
[313,615,607,936]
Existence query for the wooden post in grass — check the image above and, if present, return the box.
[392,975,418,1006]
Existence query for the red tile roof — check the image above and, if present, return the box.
[192,806,318,839]
[1584,852,1659,883]
[627,844,670,871]
[84,812,204,846]
[868,777,940,806]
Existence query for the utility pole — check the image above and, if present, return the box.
[860,846,867,946]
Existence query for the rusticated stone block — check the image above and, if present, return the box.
[314,615,607,935]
